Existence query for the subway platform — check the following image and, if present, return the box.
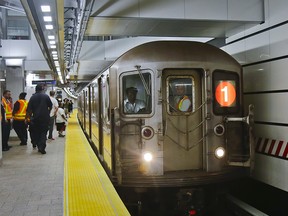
[0,111,130,216]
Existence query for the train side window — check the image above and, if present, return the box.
[121,71,152,115]
[167,77,195,113]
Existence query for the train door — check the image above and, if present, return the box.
[91,83,100,150]
[162,69,203,172]
[83,89,87,131]
[98,77,104,156]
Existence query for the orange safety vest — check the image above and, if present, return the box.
[13,99,28,121]
[2,97,13,120]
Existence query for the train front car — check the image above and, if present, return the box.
[77,41,254,214]
[110,41,253,188]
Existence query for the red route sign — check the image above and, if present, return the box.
[215,81,236,107]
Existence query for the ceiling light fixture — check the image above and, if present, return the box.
[45,25,53,30]
[49,41,56,45]
[43,16,52,22]
[48,35,55,40]
[50,45,56,49]
[41,5,51,12]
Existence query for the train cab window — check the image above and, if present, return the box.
[121,71,152,115]
[167,77,195,113]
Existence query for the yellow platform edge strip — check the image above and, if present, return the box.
[64,111,130,216]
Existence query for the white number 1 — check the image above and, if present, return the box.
[221,86,228,102]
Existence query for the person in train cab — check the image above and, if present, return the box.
[174,83,192,112]
[25,84,52,154]
[12,92,28,146]
[47,90,59,140]
[2,90,13,151]
[55,103,67,137]
[124,87,146,113]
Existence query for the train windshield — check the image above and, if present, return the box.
[167,77,195,113]
[121,70,152,115]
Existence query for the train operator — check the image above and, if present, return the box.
[174,83,192,112]
[124,87,146,113]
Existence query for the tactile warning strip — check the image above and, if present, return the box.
[64,111,130,216]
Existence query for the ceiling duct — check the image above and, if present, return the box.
[64,0,95,70]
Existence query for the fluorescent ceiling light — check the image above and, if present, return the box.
[45,25,53,30]
[51,51,57,54]
[5,58,23,66]
[49,41,56,45]
[48,35,55,40]
[41,5,51,12]
[43,16,52,22]
[50,45,56,48]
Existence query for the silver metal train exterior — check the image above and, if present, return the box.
[77,41,254,188]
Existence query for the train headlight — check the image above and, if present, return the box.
[143,152,153,162]
[214,124,225,136]
[215,147,225,159]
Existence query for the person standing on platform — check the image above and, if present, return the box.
[1,104,9,151]
[56,103,67,137]
[25,84,52,154]
[2,90,13,151]
[47,90,59,140]
[12,92,28,146]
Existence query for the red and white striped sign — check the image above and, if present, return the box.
[256,137,288,160]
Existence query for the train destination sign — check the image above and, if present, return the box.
[215,80,236,107]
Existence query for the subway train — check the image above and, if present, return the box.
[77,41,254,212]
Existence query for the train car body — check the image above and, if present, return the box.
[78,41,253,189]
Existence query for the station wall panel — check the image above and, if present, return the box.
[244,93,288,124]
[243,59,288,93]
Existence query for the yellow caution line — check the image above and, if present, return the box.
[64,111,130,216]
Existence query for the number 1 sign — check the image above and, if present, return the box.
[215,81,236,107]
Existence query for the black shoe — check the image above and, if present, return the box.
[20,142,27,146]
[8,145,12,149]
[32,144,37,149]
[2,147,9,151]
[38,149,46,154]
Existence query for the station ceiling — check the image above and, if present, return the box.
[1,0,264,90]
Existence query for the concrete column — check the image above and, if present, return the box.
[5,65,25,140]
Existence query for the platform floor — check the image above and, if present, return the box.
[0,111,130,216]
[0,131,64,216]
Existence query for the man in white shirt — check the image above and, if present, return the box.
[124,87,146,113]
[47,90,59,140]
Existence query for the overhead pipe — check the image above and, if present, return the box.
[66,0,94,69]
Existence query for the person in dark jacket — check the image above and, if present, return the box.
[25,84,52,154]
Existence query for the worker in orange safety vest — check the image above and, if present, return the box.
[13,92,28,145]
[174,83,192,112]
[2,90,13,151]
